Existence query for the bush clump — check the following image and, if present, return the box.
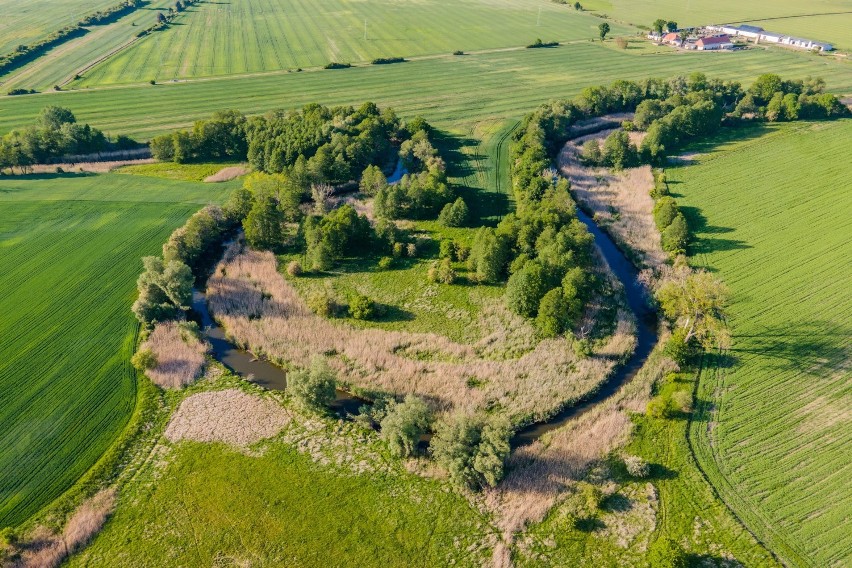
[286,260,303,276]
[379,395,432,457]
[307,290,334,317]
[623,455,650,478]
[427,258,456,284]
[371,57,405,65]
[349,294,375,320]
[324,62,351,69]
[131,348,158,371]
[431,414,511,490]
[288,357,337,412]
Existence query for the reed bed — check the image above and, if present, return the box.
[207,243,635,424]
[140,322,207,389]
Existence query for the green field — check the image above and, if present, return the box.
[0,0,117,57]
[74,0,633,86]
[0,173,233,527]
[669,120,852,567]
[68,436,492,567]
[2,42,850,142]
[0,0,175,93]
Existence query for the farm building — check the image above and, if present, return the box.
[706,24,834,51]
[661,32,683,47]
[695,35,733,50]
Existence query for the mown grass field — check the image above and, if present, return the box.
[67,439,492,567]
[1,0,176,93]
[2,42,850,142]
[0,173,233,527]
[669,120,852,567]
[75,0,633,85]
[0,0,116,57]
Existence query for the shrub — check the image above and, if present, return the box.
[349,294,375,320]
[428,258,456,284]
[431,414,511,489]
[439,239,455,260]
[132,256,194,324]
[664,329,695,365]
[453,50,465,55]
[288,357,337,411]
[131,348,158,371]
[379,395,432,457]
[653,196,679,230]
[623,455,650,478]
[647,394,677,419]
[286,260,302,276]
[392,242,405,258]
[377,256,394,270]
[454,243,470,262]
[324,62,351,69]
[647,537,688,568]
[406,243,417,257]
[670,390,693,414]
[577,481,603,512]
[371,57,405,65]
[307,290,334,317]
[661,213,689,254]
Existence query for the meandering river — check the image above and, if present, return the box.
[193,207,657,445]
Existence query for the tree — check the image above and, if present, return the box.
[506,260,548,318]
[656,269,730,349]
[535,287,568,338]
[223,185,254,224]
[573,2,582,10]
[467,227,507,283]
[243,192,284,250]
[652,19,667,35]
[665,21,678,32]
[132,256,194,324]
[598,22,610,41]
[288,357,337,411]
[359,164,387,196]
[580,139,602,165]
[380,395,432,457]
[647,538,688,568]
[661,213,689,254]
[38,106,75,130]
[431,414,511,489]
[438,197,469,227]
[602,130,635,169]
[653,196,679,229]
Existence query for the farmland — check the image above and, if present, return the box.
[2,43,851,142]
[669,120,852,567]
[0,0,176,93]
[0,172,233,527]
[74,0,633,86]
[0,0,117,57]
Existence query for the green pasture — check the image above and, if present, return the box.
[1,0,176,93]
[67,440,491,567]
[2,42,850,143]
[670,120,852,567]
[75,0,633,86]
[0,172,233,527]
[0,0,116,57]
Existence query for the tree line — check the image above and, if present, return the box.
[0,106,137,173]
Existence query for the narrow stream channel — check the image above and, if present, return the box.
[192,208,657,445]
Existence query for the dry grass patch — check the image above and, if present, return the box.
[207,243,635,424]
[11,489,115,568]
[140,322,207,389]
[165,389,291,447]
[204,165,250,182]
[558,130,667,270]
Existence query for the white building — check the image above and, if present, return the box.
[705,24,833,51]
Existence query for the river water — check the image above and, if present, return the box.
[193,207,657,444]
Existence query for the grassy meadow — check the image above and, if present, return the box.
[0,0,117,57]
[74,0,633,86]
[0,172,233,527]
[669,120,852,567]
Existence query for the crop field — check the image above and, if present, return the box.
[0,0,176,93]
[668,120,852,567]
[2,43,850,142]
[74,0,634,86]
[68,440,492,567]
[0,173,233,527]
[0,0,117,57]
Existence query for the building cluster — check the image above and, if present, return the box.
[648,24,833,53]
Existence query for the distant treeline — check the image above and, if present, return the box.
[0,0,142,77]
[136,0,199,38]
[0,106,137,172]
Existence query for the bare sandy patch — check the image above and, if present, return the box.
[165,389,291,447]
[558,132,667,270]
[207,243,636,423]
[204,165,250,182]
[141,322,207,389]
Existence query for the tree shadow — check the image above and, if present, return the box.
[601,493,632,513]
[687,553,744,567]
[728,320,850,377]
[678,205,751,256]
[374,303,415,323]
[574,516,606,532]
